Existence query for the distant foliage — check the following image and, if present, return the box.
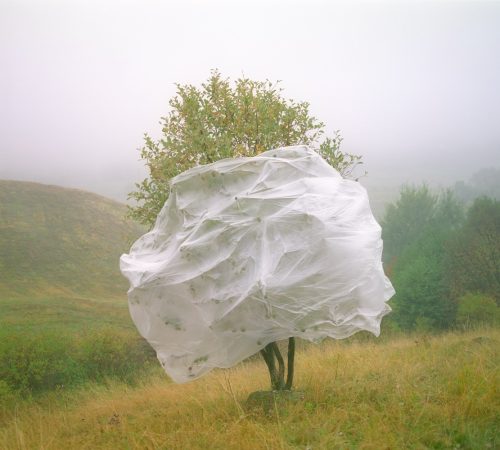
[390,254,453,330]
[453,168,500,204]
[382,185,439,266]
[383,186,500,331]
[445,197,500,305]
[382,185,463,267]
[129,70,362,226]
[381,185,463,330]
[456,293,500,328]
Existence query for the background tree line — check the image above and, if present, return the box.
[381,186,499,331]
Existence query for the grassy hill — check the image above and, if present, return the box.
[0,180,145,299]
[0,180,147,336]
[0,328,497,449]
[0,180,154,397]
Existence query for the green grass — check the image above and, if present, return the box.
[0,296,133,334]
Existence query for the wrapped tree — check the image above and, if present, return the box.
[124,73,391,391]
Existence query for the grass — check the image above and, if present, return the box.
[1,328,498,450]
[0,296,133,334]
[0,180,145,299]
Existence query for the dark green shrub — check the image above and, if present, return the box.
[456,293,500,328]
[0,330,85,395]
[78,328,155,383]
[0,379,15,405]
[0,328,156,396]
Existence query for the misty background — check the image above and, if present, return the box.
[1,0,499,203]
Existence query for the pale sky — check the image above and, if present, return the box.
[1,0,499,201]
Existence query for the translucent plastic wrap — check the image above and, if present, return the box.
[120,146,394,383]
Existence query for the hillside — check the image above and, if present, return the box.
[0,180,145,299]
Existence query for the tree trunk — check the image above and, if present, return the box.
[260,338,295,391]
[286,337,295,390]
[260,345,279,389]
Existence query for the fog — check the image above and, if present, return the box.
[1,0,499,202]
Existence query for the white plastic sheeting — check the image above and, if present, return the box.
[120,146,394,383]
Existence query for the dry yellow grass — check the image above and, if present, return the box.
[1,329,498,450]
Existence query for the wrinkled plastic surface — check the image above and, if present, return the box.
[120,146,394,383]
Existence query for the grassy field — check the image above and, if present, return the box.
[1,328,498,450]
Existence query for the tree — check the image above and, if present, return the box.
[390,248,454,330]
[381,185,438,267]
[381,185,464,330]
[129,71,363,391]
[445,197,500,305]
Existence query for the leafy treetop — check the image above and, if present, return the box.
[129,71,362,227]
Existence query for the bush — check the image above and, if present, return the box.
[0,379,15,405]
[456,293,500,328]
[78,328,156,383]
[0,328,156,396]
[0,330,85,395]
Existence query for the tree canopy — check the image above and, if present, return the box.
[381,185,464,330]
[445,197,500,305]
[129,71,362,226]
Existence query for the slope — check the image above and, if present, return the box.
[0,180,145,299]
